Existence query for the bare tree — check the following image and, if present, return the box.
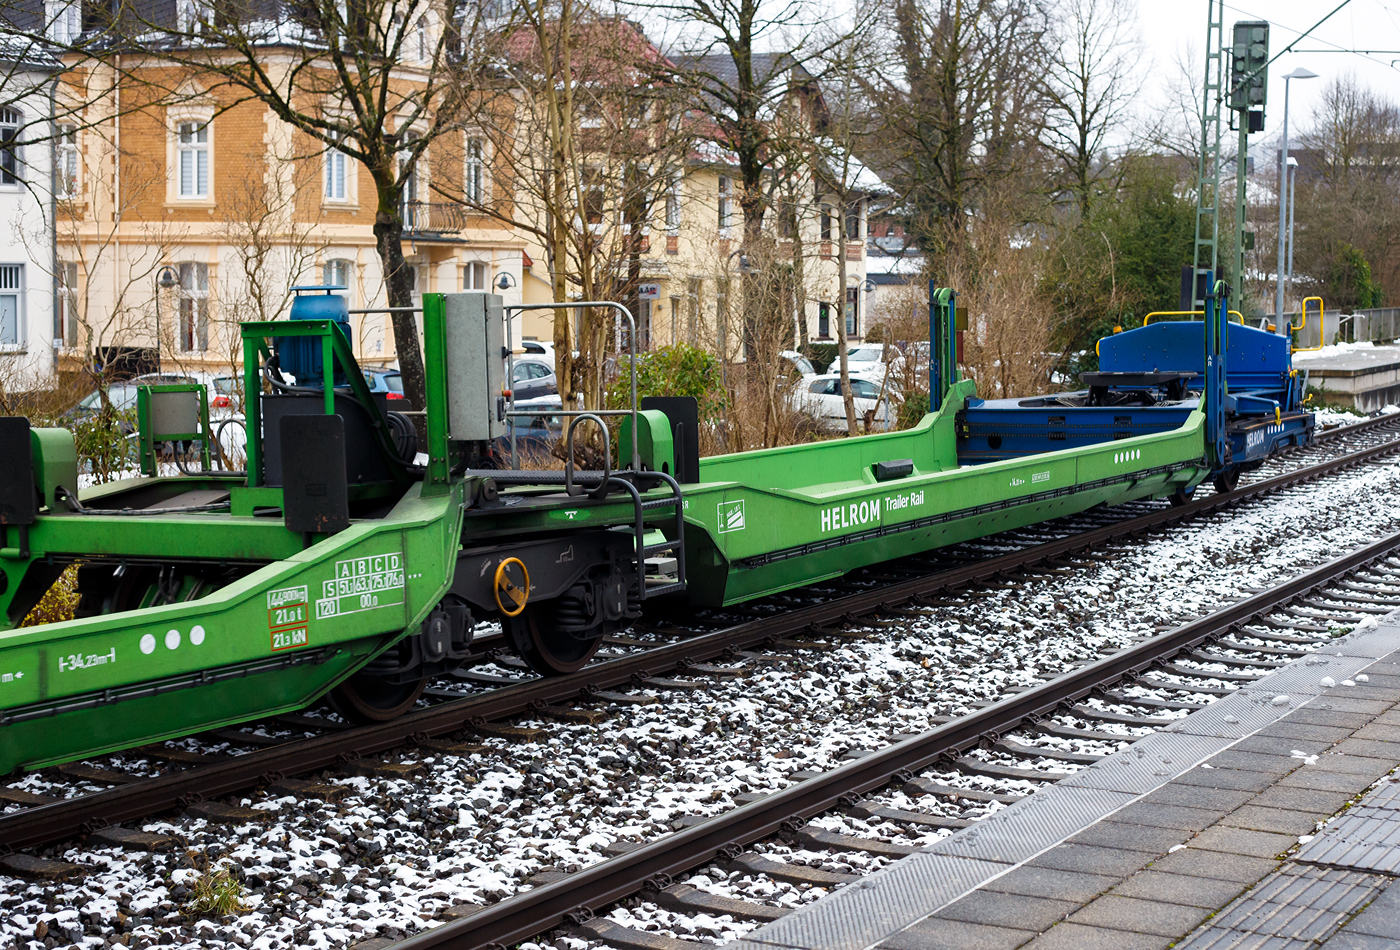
[9,0,519,409]
[1039,0,1139,219]
[450,11,689,408]
[878,0,1049,258]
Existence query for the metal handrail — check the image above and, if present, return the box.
[1143,309,1246,325]
[563,413,612,499]
[1292,296,1326,353]
[503,301,642,472]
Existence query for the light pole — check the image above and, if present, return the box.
[154,265,179,373]
[1275,67,1318,326]
[1286,155,1299,300]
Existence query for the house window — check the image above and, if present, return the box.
[57,261,78,346]
[176,0,201,33]
[417,16,429,59]
[46,0,80,43]
[717,176,732,231]
[325,135,348,201]
[820,205,832,241]
[177,121,209,198]
[323,258,353,292]
[464,136,484,203]
[1,109,22,186]
[665,175,680,232]
[399,131,419,225]
[0,265,21,346]
[846,201,862,240]
[845,287,859,337]
[669,295,680,344]
[57,123,79,198]
[462,261,487,290]
[818,301,830,339]
[177,261,209,352]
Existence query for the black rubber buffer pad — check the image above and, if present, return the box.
[0,416,36,525]
[280,413,349,535]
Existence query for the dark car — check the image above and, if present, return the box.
[67,373,198,431]
[363,369,407,401]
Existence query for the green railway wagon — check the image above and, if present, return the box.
[0,287,1218,774]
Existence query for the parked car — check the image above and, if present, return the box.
[798,373,891,431]
[779,350,817,380]
[363,369,407,401]
[68,374,198,430]
[498,394,564,459]
[843,343,903,380]
[520,340,557,363]
[510,356,558,399]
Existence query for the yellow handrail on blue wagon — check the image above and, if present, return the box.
[1291,297,1325,353]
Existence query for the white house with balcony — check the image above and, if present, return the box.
[0,41,61,393]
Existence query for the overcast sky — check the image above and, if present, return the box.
[1135,0,1400,133]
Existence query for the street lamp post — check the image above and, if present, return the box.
[154,266,179,373]
[1286,155,1299,301]
[1275,67,1318,326]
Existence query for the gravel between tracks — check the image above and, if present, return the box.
[5,448,1400,950]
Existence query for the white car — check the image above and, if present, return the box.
[798,373,891,431]
[842,343,904,380]
[779,350,817,380]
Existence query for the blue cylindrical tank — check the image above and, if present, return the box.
[278,286,352,387]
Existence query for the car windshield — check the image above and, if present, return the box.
[213,378,236,395]
[789,355,815,375]
[848,347,880,362]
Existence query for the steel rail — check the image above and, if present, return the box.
[1,414,1397,853]
[391,529,1400,950]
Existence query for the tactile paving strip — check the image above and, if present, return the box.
[1055,731,1228,794]
[921,784,1137,864]
[1296,780,1400,873]
[1176,865,1388,948]
[743,855,1010,950]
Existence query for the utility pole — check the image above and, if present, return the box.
[1188,0,1226,311]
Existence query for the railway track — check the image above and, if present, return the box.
[389,523,1400,950]
[0,413,1394,864]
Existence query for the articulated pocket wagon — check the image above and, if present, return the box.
[0,279,1293,774]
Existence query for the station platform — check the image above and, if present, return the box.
[737,619,1400,950]
[1296,344,1400,412]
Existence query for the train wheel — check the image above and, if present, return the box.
[1168,486,1193,507]
[1212,467,1240,495]
[505,603,602,676]
[329,672,428,723]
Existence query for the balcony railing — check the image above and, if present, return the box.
[401,201,467,236]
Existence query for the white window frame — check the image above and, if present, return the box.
[324,134,349,202]
[665,173,681,233]
[56,261,78,347]
[176,261,210,352]
[464,134,487,205]
[462,261,487,291]
[176,0,202,34]
[45,0,80,44]
[717,175,733,233]
[416,15,429,61]
[323,258,354,294]
[0,264,24,349]
[177,122,208,197]
[167,105,215,203]
[56,123,79,199]
[0,108,22,188]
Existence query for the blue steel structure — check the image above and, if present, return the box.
[949,274,1313,493]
